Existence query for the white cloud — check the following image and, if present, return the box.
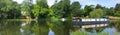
[13,0,60,7]
[47,0,61,7]
[47,0,55,7]
[13,0,24,4]
[73,0,80,1]
[116,0,120,3]
[33,0,36,4]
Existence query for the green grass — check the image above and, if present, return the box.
[97,32,109,35]
[72,31,109,35]
[72,31,87,35]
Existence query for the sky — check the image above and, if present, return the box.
[13,0,120,8]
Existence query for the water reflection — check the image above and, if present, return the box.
[103,27,116,35]
[0,21,21,35]
[48,29,54,35]
[0,20,120,35]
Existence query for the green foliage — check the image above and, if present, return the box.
[0,0,120,19]
[37,0,48,8]
[0,0,21,19]
[51,1,64,18]
[114,12,120,17]
[48,8,54,17]
[21,0,33,18]
[89,9,103,18]
[72,31,87,35]
[61,0,71,17]
[32,5,40,18]
[106,7,114,16]
[95,4,103,9]
[115,4,120,11]
[84,5,94,16]
[70,1,84,17]
[114,3,120,17]
[51,0,71,18]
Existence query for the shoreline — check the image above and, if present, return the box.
[1,16,120,22]
[4,19,37,21]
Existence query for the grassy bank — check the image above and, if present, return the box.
[109,16,120,20]
[2,19,36,21]
[72,31,109,35]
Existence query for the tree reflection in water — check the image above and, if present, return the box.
[0,21,21,35]
[110,20,120,32]
[0,20,120,35]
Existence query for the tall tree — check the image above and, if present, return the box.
[51,0,71,18]
[51,1,64,18]
[31,0,54,19]
[0,0,21,19]
[89,9,103,18]
[21,0,34,19]
[61,0,70,18]
[95,4,103,9]
[84,5,94,17]
[114,3,120,16]
[115,3,120,11]
[70,1,83,17]
[106,7,114,16]
[32,4,40,19]
[37,0,48,8]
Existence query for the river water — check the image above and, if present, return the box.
[0,20,120,35]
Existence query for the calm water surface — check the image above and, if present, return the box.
[0,20,120,35]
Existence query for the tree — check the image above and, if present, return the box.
[51,1,64,18]
[115,3,120,11]
[52,0,71,18]
[61,0,70,18]
[114,3,120,17]
[51,0,71,18]
[70,1,83,17]
[105,7,114,16]
[0,0,13,19]
[84,5,94,16]
[0,0,21,19]
[36,0,49,18]
[37,0,48,8]
[95,4,103,9]
[7,2,21,19]
[89,9,103,18]
[32,4,40,19]
[21,0,33,19]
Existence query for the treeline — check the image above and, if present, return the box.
[0,0,120,19]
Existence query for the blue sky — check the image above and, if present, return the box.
[13,0,120,8]
[71,0,120,8]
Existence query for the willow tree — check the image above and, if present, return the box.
[89,9,103,18]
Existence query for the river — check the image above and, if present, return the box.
[0,20,120,35]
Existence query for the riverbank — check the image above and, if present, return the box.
[3,19,36,21]
[108,16,120,21]
[108,16,120,20]
[1,16,120,22]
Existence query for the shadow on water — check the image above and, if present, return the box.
[0,21,22,35]
[0,19,120,35]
